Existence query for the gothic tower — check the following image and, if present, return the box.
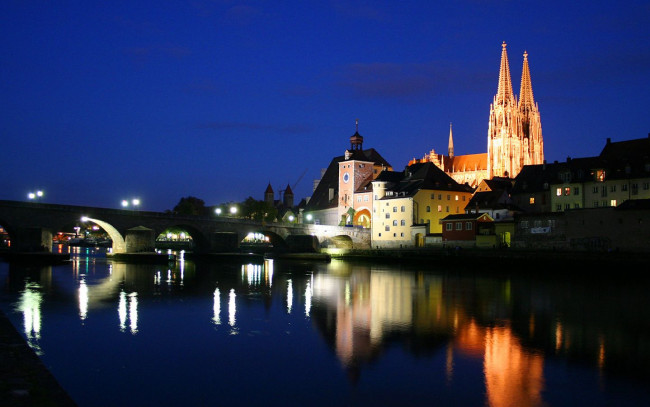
[448,122,454,158]
[488,42,521,178]
[264,183,274,206]
[518,51,544,166]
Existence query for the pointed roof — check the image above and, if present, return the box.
[519,51,536,113]
[495,41,515,106]
[448,122,454,158]
[265,183,274,194]
[284,183,293,196]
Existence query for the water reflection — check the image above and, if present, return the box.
[2,255,650,406]
[15,281,43,355]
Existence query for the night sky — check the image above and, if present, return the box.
[2,1,649,211]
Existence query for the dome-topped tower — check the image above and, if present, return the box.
[350,119,363,150]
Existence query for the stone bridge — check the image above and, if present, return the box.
[0,200,370,253]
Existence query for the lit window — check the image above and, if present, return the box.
[529,197,535,204]
[455,195,459,201]
[456,222,462,230]
[564,187,571,196]
[438,205,442,212]
[556,188,562,196]
[596,169,606,182]
[610,199,617,207]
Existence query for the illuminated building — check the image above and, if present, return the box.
[410,42,544,185]
[371,162,473,248]
[305,122,392,226]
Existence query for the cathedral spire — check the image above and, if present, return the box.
[496,41,515,105]
[448,122,454,158]
[519,51,535,113]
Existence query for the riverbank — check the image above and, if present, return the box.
[324,247,650,273]
[0,310,77,406]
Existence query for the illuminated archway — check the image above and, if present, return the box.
[353,208,371,228]
[80,217,126,253]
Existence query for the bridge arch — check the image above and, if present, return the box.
[155,224,210,253]
[321,235,353,249]
[81,217,126,253]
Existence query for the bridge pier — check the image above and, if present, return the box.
[125,227,155,253]
[12,227,53,252]
[210,232,239,253]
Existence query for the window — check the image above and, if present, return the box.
[438,205,442,212]
[548,219,556,228]
[596,169,606,182]
[644,183,650,190]
[364,195,369,202]
[610,185,616,193]
[401,206,405,212]
[438,194,442,200]
[622,184,628,192]
[556,204,562,211]
[462,196,466,201]
[565,203,570,210]
[426,206,431,212]
[601,186,607,197]
[385,213,390,219]
[594,201,599,208]
[378,233,381,237]
[431,193,435,199]
[610,199,617,207]
[446,206,449,212]
[575,187,580,195]
[574,203,580,209]
[393,220,398,226]
[529,197,535,204]
[385,226,390,231]
[455,195,459,201]
[445,223,453,231]
[565,187,571,196]
[520,221,529,229]
[466,222,473,230]
[447,195,451,200]
[400,232,404,237]
[556,188,562,196]
[393,233,396,237]
[632,183,639,195]
[456,222,462,230]
[401,220,406,226]
[592,186,599,193]
[393,206,397,212]
[357,196,362,202]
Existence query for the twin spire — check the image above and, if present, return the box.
[496,42,536,111]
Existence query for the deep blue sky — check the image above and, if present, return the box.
[2,1,649,211]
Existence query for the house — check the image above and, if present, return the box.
[440,213,494,248]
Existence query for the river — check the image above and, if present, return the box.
[1,247,649,406]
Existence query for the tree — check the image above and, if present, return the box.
[240,197,277,222]
[172,196,208,216]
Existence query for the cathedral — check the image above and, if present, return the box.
[410,42,544,186]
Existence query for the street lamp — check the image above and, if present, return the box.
[121,200,129,208]
[229,206,237,215]
[27,190,44,201]
[215,208,222,215]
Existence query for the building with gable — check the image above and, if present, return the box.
[304,124,392,226]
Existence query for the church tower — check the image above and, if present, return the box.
[448,123,454,158]
[264,183,274,206]
[518,51,544,166]
[488,42,521,178]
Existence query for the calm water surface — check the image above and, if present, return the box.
[1,247,650,406]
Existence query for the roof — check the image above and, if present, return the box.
[467,190,510,210]
[512,157,600,194]
[376,162,474,200]
[443,153,488,172]
[305,148,392,211]
[600,136,650,160]
[441,213,494,222]
[265,183,274,194]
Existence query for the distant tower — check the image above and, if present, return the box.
[264,183,274,206]
[448,122,454,158]
[349,119,364,151]
[488,42,544,179]
[488,42,522,178]
[518,51,544,166]
[283,183,294,208]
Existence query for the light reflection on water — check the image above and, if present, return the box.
[1,253,650,406]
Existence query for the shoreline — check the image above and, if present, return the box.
[0,309,77,406]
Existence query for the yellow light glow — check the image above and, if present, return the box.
[213,288,221,325]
